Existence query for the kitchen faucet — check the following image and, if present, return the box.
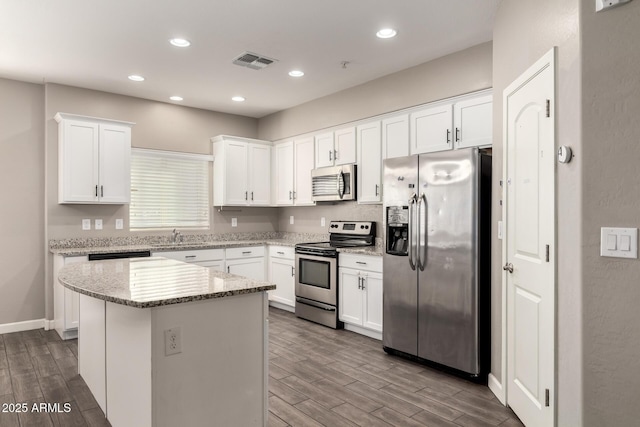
[171,228,182,243]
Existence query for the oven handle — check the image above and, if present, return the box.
[296,297,336,312]
[337,170,345,199]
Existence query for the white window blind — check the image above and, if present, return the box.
[130,149,211,229]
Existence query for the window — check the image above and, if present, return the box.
[130,148,212,229]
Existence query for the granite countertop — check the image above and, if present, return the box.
[337,246,383,257]
[58,257,276,308]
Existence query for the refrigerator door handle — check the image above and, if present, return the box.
[408,193,417,271]
[418,192,427,271]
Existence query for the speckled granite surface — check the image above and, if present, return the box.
[58,257,275,308]
[337,245,383,256]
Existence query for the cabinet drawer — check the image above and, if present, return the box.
[226,245,265,259]
[268,246,294,259]
[339,254,382,272]
[156,248,224,263]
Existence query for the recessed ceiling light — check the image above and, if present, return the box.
[128,75,145,82]
[232,96,246,102]
[376,28,397,39]
[169,38,191,47]
[288,70,304,77]
[169,96,183,101]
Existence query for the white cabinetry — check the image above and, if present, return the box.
[410,103,453,154]
[154,248,225,272]
[338,254,383,339]
[273,137,316,206]
[382,114,409,159]
[225,246,265,281]
[53,255,87,339]
[55,113,133,204]
[267,246,295,312]
[315,128,356,168]
[357,121,382,204]
[212,135,271,206]
[453,94,493,149]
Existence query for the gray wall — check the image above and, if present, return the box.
[0,78,46,325]
[277,203,382,235]
[580,1,640,425]
[493,1,582,425]
[259,42,492,142]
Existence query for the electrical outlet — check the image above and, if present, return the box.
[231,218,237,227]
[115,219,123,230]
[290,215,294,225]
[95,219,103,230]
[321,217,326,227]
[82,219,91,230]
[164,327,182,356]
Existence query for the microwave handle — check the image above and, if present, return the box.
[338,170,345,199]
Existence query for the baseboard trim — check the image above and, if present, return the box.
[44,319,55,331]
[488,373,506,405]
[268,301,295,313]
[343,323,382,340]
[0,318,45,335]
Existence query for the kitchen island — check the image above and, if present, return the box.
[58,256,275,427]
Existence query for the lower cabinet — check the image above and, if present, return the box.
[267,246,295,312]
[338,254,383,339]
[226,246,266,281]
[156,248,225,272]
[53,255,87,340]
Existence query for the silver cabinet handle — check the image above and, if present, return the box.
[95,185,98,197]
[251,191,254,201]
[361,276,366,290]
[289,191,292,200]
[242,251,252,255]
[185,255,196,259]
[375,184,379,196]
[291,266,295,277]
[455,127,460,142]
[227,266,230,273]
[357,276,362,290]
[329,150,332,161]
[503,263,514,273]
[334,149,338,160]
[408,193,417,271]
[446,129,451,144]
[277,251,285,255]
[101,185,104,197]
[418,192,427,271]
[356,261,367,265]
[245,191,248,200]
[293,191,296,199]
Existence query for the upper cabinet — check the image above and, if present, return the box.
[315,127,356,168]
[273,137,315,206]
[382,114,409,160]
[410,103,453,154]
[410,91,493,155]
[453,94,493,149]
[357,121,382,204]
[55,113,134,204]
[212,135,271,206]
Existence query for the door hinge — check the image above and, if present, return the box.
[545,389,550,407]
[546,100,551,118]
[546,245,550,262]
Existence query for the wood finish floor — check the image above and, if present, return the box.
[0,308,523,427]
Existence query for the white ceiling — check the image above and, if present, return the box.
[0,0,499,118]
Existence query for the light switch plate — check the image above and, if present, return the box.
[231,218,237,227]
[82,219,91,230]
[95,219,103,230]
[115,219,123,230]
[321,217,326,227]
[290,216,294,225]
[600,227,638,258]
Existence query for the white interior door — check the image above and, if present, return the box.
[504,49,556,427]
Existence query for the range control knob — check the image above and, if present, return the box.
[360,225,365,229]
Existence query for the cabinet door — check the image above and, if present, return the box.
[64,256,87,331]
[98,124,131,203]
[382,114,409,159]
[334,127,356,165]
[453,95,493,149]
[339,268,363,326]
[410,104,453,154]
[357,121,382,204]
[362,272,383,332]
[248,144,271,205]
[60,120,100,203]
[225,141,249,205]
[268,258,295,307]
[274,142,294,205]
[227,258,265,281]
[315,132,334,168]
[293,137,315,206]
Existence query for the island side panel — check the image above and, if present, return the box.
[78,294,106,413]
[106,302,152,427]
[151,292,268,427]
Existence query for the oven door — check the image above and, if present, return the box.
[295,253,337,305]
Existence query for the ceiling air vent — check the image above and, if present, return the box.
[232,51,278,70]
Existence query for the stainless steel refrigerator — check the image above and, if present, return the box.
[382,148,491,378]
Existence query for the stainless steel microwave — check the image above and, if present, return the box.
[311,164,356,202]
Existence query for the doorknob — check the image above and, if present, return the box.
[503,263,514,273]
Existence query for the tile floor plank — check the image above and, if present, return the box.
[33,354,63,378]
[294,398,360,427]
[331,402,394,427]
[0,394,20,427]
[281,375,345,409]
[371,406,430,427]
[346,380,422,417]
[11,371,43,401]
[314,378,383,413]
[269,395,323,427]
[381,383,464,421]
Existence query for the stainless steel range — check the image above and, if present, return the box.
[295,221,376,329]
